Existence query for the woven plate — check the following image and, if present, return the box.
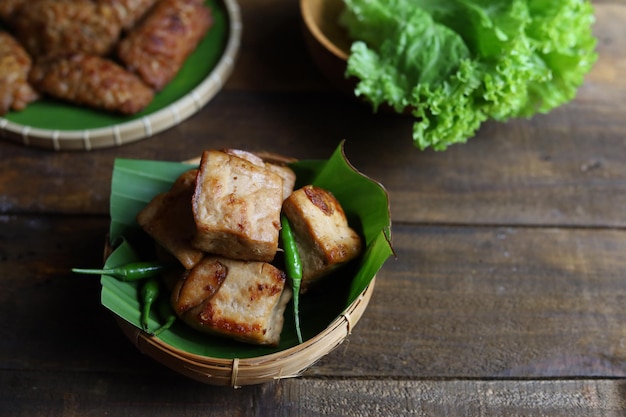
[0,0,241,151]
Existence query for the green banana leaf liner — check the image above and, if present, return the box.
[103,141,393,359]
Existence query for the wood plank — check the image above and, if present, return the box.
[2,216,625,379]
[309,223,626,378]
[2,81,625,226]
[279,379,626,417]
[1,4,625,228]
[2,370,625,417]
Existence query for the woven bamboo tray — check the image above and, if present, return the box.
[100,145,392,387]
[116,278,375,387]
[0,0,241,151]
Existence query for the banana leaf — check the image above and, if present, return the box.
[102,141,393,358]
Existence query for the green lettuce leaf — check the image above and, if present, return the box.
[520,0,598,116]
[340,0,597,151]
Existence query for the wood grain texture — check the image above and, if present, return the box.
[1,3,624,227]
[2,371,625,417]
[2,217,625,379]
[1,0,625,415]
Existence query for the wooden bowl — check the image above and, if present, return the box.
[300,0,356,95]
[299,0,408,115]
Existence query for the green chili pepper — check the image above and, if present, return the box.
[153,295,177,337]
[280,214,303,344]
[72,262,168,281]
[140,278,160,333]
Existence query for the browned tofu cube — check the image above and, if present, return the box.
[282,185,363,292]
[171,256,293,346]
[223,148,296,200]
[265,162,296,201]
[192,150,284,262]
[137,169,204,269]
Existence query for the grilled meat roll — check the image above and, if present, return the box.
[29,53,154,115]
[117,0,212,91]
[0,0,26,23]
[98,0,159,30]
[0,31,39,115]
[12,0,122,59]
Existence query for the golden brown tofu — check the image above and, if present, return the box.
[265,163,296,201]
[171,256,293,346]
[29,54,154,115]
[12,0,122,59]
[223,149,296,200]
[0,31,39,116]
[137,169,204,270]
[192,150,284,262]
[117,0,212,91]
[282,185,363,292]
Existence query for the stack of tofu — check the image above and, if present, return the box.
[137,149,362,346]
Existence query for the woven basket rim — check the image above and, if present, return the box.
[117,278,375,387]
[0,0,242,151]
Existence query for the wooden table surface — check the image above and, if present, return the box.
[1,0,625,415]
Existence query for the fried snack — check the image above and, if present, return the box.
[29,54,154,115]
[282,185,363,292]
[0,31,39,116]
[0,0,26,23]
[171,256,293,346]
[12,0,122,59]
[223,149,297,200]
[98,0,159,30]
[192,150,285,262]
[137,169,205,270]
[117,0,212,91]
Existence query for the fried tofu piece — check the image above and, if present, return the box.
[192,150,284,262]
[0,31,39,116]
[282,185,363,292]
[98,0,158,30]
[137,169,204,270]
[29,54,154,115]
[12,0,122,59]
[117,0,212,91]
[171,256,293,346]
[267,163,297,201]
[223,149,296,200]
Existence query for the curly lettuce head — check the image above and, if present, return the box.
[340,0,598,151]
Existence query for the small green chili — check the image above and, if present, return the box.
[140,278,160,333]
[72,262,168,281]
[153,295,177,337]
[280,214,303,344]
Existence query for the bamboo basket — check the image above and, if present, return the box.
[0,0,242,151]
[115,279,375,387]
[101,145,392,387]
